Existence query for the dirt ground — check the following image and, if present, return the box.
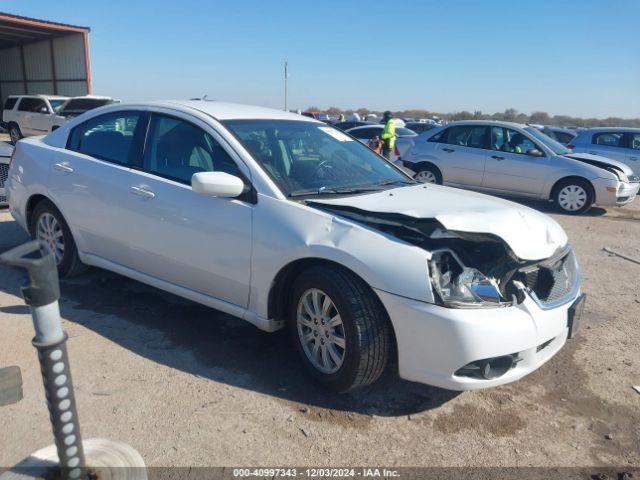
[0,189,639,469]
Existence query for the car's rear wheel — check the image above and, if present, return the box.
[288,265,390,392]
[414,164,442,184]
[30,200,87,277]
[553,178,594,215]
[8,124,22,145]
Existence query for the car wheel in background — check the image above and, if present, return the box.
[30,199,87,277]
[8,124,22,145]
[288,265,390,392]
[553,178,594,215]
[414,164,442,184]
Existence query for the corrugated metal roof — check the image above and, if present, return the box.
[0,11,89,49]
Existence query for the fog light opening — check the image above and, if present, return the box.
[455,354,518,380]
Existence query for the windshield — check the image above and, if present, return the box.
[49,99,67,112]
[524,126,571,155]
[223,120,413,196]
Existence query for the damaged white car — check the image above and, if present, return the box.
[6,101,585,392]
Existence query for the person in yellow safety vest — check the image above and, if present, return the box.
[381,110,396,159]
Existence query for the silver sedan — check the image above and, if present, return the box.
[401,120,639,214]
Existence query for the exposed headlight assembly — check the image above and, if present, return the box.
[609,167,629,183]
[428,249,512,308]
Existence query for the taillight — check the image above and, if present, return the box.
[394,145,400,156]
[567,144,575,150]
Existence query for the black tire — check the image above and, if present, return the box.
[552,178,594,215]
[8,124,22,145]
[29,199,87,277]
[413,163,442,184]
[288,265,390,392]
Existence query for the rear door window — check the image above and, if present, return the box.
[68,111,143,165]
[592,132,624,147]
[3,98,18,110]
[17,98,47,113]
[444,125,489,149]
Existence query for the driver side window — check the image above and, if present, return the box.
[491,127,538,155]
[143,114,242,184]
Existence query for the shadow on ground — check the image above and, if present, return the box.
[0,213,458,417]
[495,195,608,217]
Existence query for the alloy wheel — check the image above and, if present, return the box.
[296,288,346,374]
[558,185,587,212]
[415,170,437,184]
[36,213,65,264]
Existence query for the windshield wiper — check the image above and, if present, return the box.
[289,186,381,198]
[371,179,415,187]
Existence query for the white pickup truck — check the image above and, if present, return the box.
[2,94,116,144]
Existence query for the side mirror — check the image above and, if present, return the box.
[191,171,245,198]
[527,148,543,157]
[39,107,49,114]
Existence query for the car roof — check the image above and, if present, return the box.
[577,126,640,133]
[347,125,383,131]
[9,94,69,100]
[445,119,527,129]
[156,100,316,121]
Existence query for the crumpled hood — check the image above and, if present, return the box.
[563,152,634,176]
[310,184,567,261]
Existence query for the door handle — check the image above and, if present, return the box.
[442,147,455,153]
[630,157,638,161]
[588,151,598,155]
[129,185,155,199]
[54,162,74,173]
[491,155,505,161]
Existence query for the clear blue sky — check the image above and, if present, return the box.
[4,0,639,117]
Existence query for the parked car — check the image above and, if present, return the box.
[569,127,640,174]
[333,120,374,131]
[2,95,117,143]
[402,120,639,214]
[529,125,576,145]
[405,121,438,134]
[346,124,417,161]
[0,141,12,206]
[7,101,584,392]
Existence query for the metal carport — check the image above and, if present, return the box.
[0,12,91,104]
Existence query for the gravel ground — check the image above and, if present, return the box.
[0,195,639,469]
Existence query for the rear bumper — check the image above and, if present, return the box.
[375,288,579,390]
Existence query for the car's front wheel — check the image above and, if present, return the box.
[8,124,22,145]
[30,200,87,277]
[288,265,390,392]
[553,178,594,215]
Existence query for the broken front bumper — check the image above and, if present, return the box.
[375,288,580,390]
[593,178,639,206]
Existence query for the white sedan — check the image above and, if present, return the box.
[7,101,584,391]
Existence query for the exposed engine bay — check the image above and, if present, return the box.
[563,154,637,182]
[310,202,577,308]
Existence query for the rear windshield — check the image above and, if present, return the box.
[396,127,418,137]
[62,98,111,113]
